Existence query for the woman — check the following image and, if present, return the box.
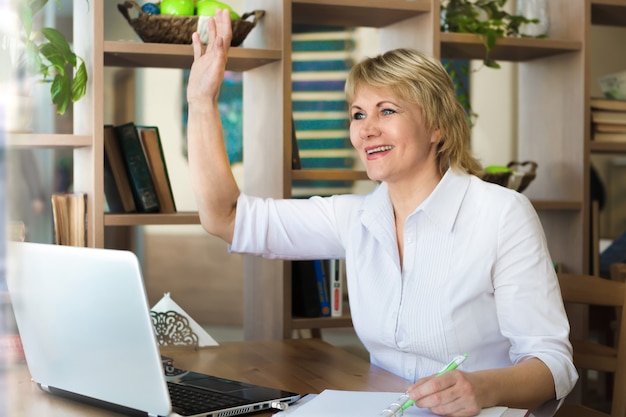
[186,10,577,417]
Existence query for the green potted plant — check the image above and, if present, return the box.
[440,0,543,124]
[16,0,88,116]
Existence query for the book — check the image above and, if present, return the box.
[591,110,626,126]
[590,97,626,112]
[103,152,124,213]
[329,259,343,317]
[137,126,176,213]
[593,132,626,142]
[313,260,331,317]
[274,390,511,417]
[113,122,160,213]
[103,125,136,213]
[593,123,626,134]
[51,192,87,247]
[292,261,321,318]
[291,117,302,169]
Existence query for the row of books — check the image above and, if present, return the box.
[51,192,87,246]
[292,259,344,318]
[591,97,626,143]
[104,123,176,214]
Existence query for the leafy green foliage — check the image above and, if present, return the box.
[440,0,543,125]
[18,0,89,115]
[441,0,542,69]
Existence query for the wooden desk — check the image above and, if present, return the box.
[3,339,526,416]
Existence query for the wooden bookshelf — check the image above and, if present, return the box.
[27,0,608,339]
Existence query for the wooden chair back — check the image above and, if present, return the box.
[555,273,626,417]
[612,263,626,345]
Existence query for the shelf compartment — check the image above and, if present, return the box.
[291,315,353,330]
[104,212,200,226]
[104,41,281,71]
[590,141,626,153]
[7,133,92,148]
[440,33,581,62]
[292,0,431,28]
[292,169,369,181]
[592,0,626,26]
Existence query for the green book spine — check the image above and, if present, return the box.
[113,122,160,213]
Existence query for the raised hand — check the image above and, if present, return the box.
[187,8,233,108]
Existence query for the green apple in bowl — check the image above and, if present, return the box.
[195,0,240,20]
[160,0,195,15]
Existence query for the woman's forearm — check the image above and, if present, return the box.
[469,358,556,411]
[187,103,239,243]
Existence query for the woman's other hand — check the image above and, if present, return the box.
[187,9,233,108]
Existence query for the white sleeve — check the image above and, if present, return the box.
[229,193,348,260]
[493,194,578,409]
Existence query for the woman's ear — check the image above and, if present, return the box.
[430,128,442,145]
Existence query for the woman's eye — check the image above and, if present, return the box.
[382,108,396,115]
[352,112,365,120]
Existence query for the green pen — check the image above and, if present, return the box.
[390,354,469,415]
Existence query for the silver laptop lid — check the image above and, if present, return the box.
[8,242,171,416]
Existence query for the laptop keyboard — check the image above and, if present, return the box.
[167,382,250,416]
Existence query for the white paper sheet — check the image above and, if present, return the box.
[274,390,508,417]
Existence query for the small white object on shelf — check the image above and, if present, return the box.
[599,70,626,100]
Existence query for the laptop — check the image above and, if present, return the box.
[7,242,300,417]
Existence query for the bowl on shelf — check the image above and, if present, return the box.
[117,1,264,46]
[598,70,626,100]
[481,161,537,193]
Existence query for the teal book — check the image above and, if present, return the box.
[314,260,331,317]
[113,122,160,213]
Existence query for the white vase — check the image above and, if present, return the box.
[517,0,549,37]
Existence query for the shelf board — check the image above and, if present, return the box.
[292,0,431,28]
[291,315,353,330]
[592,0,626,26]
[7,133,91,148]
[590,141,626,153]
[104,41,281,71]
[104,212,200,226]
[531,200,582,211]
[292,169,370,181]
[440,33,581,62]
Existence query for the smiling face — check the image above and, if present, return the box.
[349,85,441,186]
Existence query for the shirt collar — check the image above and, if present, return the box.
[360,168,470,233]
[419,168,470,232]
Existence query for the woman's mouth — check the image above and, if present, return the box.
[366,145,394,155]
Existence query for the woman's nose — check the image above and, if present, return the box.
[360,118,380,139]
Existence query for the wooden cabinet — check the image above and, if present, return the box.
[12,0,622,340]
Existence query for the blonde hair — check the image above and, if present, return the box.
[345,48,482,176]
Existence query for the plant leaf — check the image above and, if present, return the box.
[41,27,76,66]
[484,58,501,69]
[19,2,33,36]
[39,42,66,72]
[28,0,49,15]
[23,39,42,73]
[72,60,88,102]
[50,71,71,115]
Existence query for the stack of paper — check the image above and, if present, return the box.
[273,390,509,417]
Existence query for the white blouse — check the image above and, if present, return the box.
[230,169,578,416]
